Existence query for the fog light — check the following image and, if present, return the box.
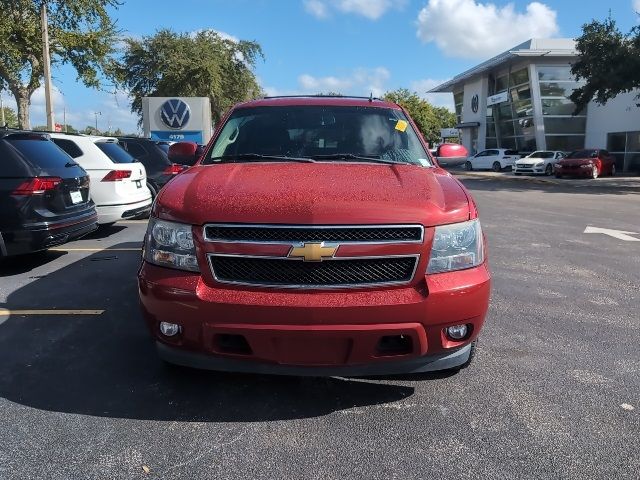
[446,324,468,340]
[159,322,181,337]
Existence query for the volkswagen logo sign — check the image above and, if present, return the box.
[471,94,479,114]
[160,99,191,130]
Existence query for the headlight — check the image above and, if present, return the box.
[535,162,544,167]
[555,164,563,168]
[427,219,484,274]
[580,163,593,168]
[143,218,200,272]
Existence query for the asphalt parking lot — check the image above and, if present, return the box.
[1,178,638,480]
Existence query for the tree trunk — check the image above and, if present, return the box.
[15,91,31,130]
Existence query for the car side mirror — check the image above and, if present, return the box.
[168,141,199,166]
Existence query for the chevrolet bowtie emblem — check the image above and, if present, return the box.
[288,242,338,262]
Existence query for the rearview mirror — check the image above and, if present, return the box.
[168,141,199,166]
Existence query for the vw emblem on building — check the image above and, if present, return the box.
[160,99,191,129]
[471,94,479,113]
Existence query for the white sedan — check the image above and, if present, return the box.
[465,149,521,172]
[514,151,565,176]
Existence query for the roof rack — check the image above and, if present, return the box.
[262,94,384,102]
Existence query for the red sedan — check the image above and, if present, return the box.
[554,149,617,179]
[138,96,491,376]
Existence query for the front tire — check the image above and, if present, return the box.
[545,164,553,176]
[492,161,501,172]
[465,161,473,171]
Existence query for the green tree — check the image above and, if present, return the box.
[1,106,18,127]
[383,88,456,145]
[0,0,119,129]
[117,29,263,124]
[570,16,640,113]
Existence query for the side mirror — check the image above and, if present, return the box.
[168,141,199,166]
[434,143,469,168]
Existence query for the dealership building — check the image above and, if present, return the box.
[430,38,640,173]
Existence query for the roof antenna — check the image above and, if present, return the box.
[369,92,373,102]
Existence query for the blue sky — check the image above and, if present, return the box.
[3,0,639,133]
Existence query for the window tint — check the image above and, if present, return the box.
[96,142,136,163]
[4,134,73,169]
[123,142,147,158]
[0,139,31,177]
[566,149,597,159]
[529,151,554,159]
[206,105,430,166]
[488,150,499,156]
[52,138,83,158]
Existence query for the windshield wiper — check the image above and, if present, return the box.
[309,153,408,165]
[208,153,316,163]
[65,161,80,168]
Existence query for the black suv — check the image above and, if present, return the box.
[0,130,98,257]
[116,137,186,199]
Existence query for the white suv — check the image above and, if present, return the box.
[50,134,152,224]
[513,151,565,176]
[465,149,521,172]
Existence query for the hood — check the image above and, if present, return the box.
[557,157,594,166]
[154,163,470,227]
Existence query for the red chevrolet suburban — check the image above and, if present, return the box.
[138,96,490,375]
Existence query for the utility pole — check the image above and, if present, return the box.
[94,111,101,133]
[0,91,5,127]
[41,2,55,130]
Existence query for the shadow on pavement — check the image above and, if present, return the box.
[82,224,128,239]
[0,250,68,276]
[0,242,416,422]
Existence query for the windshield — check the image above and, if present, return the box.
[566,149,597,159]
[527,151,554,159]
[96,142,137,163]
[204,105,431,166]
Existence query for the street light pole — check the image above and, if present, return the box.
[94,111,101,133]
[0,91,5,127]
[41,2,55,131]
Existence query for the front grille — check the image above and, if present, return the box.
[204,224,423,243]
[519,164,533,168]
[209,255,418,288]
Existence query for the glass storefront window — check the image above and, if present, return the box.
[539,81,582,98]
[518,137,537,152]
[454,91,464,124]
[607,132,626,152]
[541,98,583,116]
[627,131,640,151]
[495,75,508,93]
[510,68,529,86]
[498,120,515,137]
[543,117,587,135]
[513,99,533,118]
[546,135,585,151]
[514,117,535,137]
[538,66,573,81]
[497,104,513,121]
[510,85,531,102]
[486,138,498,149]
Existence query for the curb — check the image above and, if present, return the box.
[450,171,557,185]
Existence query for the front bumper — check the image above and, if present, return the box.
[514,165,545,174]
[138,261,491,375]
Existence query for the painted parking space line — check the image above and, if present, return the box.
[49,247,142,252]
[584,226,640,242]
[117,220,149,224]
[0,309,105,315]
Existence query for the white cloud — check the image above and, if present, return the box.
[634,0,640,13]
[304,0,403,20]
[304,0,329,18]
[416,0,559,59]
[190,28,239,43]
[410,78,455,110]
[270,67,391,97]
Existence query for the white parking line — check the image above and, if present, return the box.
[117,220,149,224]
[0,309,105,315]
[49,247,142,252]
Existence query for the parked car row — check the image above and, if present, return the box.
[463,148,617,179]
[1,129,189,257]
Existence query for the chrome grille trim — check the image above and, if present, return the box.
[208,254,420,289]
[203,223,425,244]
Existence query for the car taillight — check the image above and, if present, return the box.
[12,177,62,195]
[102,170,132,181]
[163,164,187,175]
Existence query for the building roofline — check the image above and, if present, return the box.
[429,38,577,93]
